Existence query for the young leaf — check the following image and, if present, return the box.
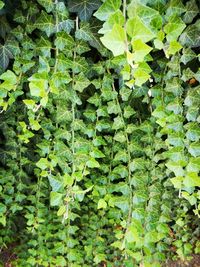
[100,24,127,56]
[94,0,121,21]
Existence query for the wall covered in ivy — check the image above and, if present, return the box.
[0,0,200,266]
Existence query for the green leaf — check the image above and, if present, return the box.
[130,158,146,172]
[90,148,105,158]
[112,116,124,130]
[166,41,182,57]
[98,10,124,34]
[179,20,200,48]
[183,172,200,188]
[29,77,48,98]
[35,11,55,37]
[55,32,74,51]
[170,176,183,189]
[86,158,100,168]
[0,44,13,70]
[127,16,155,43]
[94,0,121,21]
[74,73,90,92]
[50,192,63,206]
[68,0,101,21]
[36,158,50,170]
[100,24,126,56]
[48,175,63,192]
[186,123,200,141]
[97,199,107,209]
[164,16,186,42]
[181,48,196,64]
[188,142,200,157]
[187,158,200,172]
[37,0,54,13]
[132,40,152,63]
[134,66,150,86]
[183,0,199,24]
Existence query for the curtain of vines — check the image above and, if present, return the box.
[0,0,200,266]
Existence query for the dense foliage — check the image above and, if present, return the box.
[0,0,200,266]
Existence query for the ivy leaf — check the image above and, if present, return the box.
[0,44,13,70]
[186,158,200,172]
[179,20,200,48]
[127,16,155,43]
[186,123,200,141]
[37,0,54,13]
[183,172,200,188]
[132,40,152,63]
[183,0,199,24]
[164,16,186,42]
[37,37,52,57]
[74,73,90,92]
[188,142,200,157]
[55,32,74,51]
[98,10,124,34]
[100,24,126,56]
[68,0,101,21]
[97,199,107,209]
[36,158,50,170]
[48,175,63,192]
[94,0,121,21]
[181,48,196,64]
[50,192,63,206]
[35,11,54,37]
[86,158,100,168]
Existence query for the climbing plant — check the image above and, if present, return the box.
[0,0,200,266]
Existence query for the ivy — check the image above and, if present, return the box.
[0,0,200,266]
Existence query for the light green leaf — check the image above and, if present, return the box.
[50,192,63,206]
[100,24,126,56]
[35,11,55,37]
[187,158,200,172]
[74,73,90,92]
[48,175,63,192]
[166,41,182,57]
[132,39,152,63]
[94,0,121,21]
[164,16,186,42]
[170,176,183,189]
[183,172,200,187]
[86,158,100,168]
[188,142,200,157]
[97,199,107,209]
[181,48,196,64]
[98,10,124,34]
[127,16,155,43]
[36,158,50,170]
[112,116,124,130]
[134,67,150,86]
